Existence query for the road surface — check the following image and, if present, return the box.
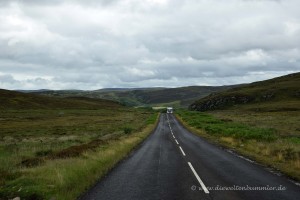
[80,114,300,200]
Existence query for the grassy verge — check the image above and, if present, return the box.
[209,102,300,136]
[0,108,159,199]
[176,110,300,181]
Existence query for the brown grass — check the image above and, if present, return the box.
[0,108,157,199]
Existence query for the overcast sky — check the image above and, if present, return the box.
[0,0,299,90]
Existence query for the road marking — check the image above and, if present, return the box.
[168,114,179,146]
[187,162,209,194]
[179,146,186,156]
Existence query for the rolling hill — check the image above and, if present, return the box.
[189,72,300,112]
[25,86,235,108]
[0,89,121,110]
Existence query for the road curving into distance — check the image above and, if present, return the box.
[79,114,300,200]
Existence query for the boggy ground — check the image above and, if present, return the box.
[0,107,158,200]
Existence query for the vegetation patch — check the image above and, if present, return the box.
[177,110,277,141]
[146,113,159,125]
[123,126,133,135]
[50,139,107,159]
[20,157,45,168]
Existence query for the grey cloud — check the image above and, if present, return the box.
[0,73,53,89]
[0,0,120,6]
[0,0,299,90]
[0,74,16,83]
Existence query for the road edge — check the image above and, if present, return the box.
[77,113,161,199]
[174,113,300,187]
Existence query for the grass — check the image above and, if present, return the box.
[178,110,277,141]
[146,112,160,125]
[176,109,300,181]
[1,123,158,200]
[151,100,181,108]
[190,72,300,111]
[0,107,159,199]
[209,102,300,136]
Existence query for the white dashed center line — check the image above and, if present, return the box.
[188,162,209,194]
[179,146,186,156]
[167,114,209,195]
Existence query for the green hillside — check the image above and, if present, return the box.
[189,72,300,112]
[27,85,234,108]
[129,86,233,105]
[0,89,121,110]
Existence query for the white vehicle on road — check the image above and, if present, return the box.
[167,107,173,114]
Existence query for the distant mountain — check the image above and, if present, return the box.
[94,87,165,92]
[126,86,236,107]
[0,89,121,110]
[189,72,300,112]
[23,85,236,108]
[16,89,53,93]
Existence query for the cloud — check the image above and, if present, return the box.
[0,74,16,84]
[0,0,299,90]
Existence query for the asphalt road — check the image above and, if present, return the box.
[80,114,300,200]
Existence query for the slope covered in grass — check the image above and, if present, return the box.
[0,89,121,110]
[189,72,300,111]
